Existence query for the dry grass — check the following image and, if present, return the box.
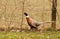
[0,0,60,31]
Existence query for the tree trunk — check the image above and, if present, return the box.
[52,0,57,30]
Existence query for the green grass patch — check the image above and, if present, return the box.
[0,31,60,39]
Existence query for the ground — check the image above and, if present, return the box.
[0,31,60,39]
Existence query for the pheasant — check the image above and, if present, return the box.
[24,12,55,30]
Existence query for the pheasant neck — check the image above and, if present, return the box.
[26,16,32,23]
[26,16,29,18]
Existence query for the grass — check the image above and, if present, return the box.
[0,31,60,39]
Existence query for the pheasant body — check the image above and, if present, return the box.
[24,13,40,30]
[24,12,55,30]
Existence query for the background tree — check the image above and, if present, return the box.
[52,0,57,30]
